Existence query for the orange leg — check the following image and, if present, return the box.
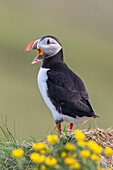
[69,123,73,133]
[57,123,61,135]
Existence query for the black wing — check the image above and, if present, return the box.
[47,63,96,118]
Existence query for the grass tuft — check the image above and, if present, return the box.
[0,120,113,170]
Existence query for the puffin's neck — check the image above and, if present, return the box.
[42,49,64,68]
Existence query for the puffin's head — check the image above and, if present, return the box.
[24,35,62,64]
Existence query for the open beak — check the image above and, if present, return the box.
[24,39,44,64]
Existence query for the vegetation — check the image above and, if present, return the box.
[0,0,113,138]
[0,120,113,170]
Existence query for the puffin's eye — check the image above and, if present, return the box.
[47,39,50,45]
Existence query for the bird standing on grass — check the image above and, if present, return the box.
[25,35,98,134]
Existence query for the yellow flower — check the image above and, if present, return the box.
[47,135,58,144]
[91,154,101,162]
[97,166,105,170]
[75,130,86,141]
[40,149,46,154]
[33,143,49,151]
[45,157,57,166]
[86,140,95,148]
[61,152,67,158]
[41,165,47,170]
[77,140,86,146]
[105,147,113,156]
[107,168,112,170]
[65,143,76,151]
[80,150,90,158]
[87,140,102,154]
[40,146,50,154]
[12,148,24,158]
[30,153,45,164]
[71,162,80,169]
[64,157,76,165]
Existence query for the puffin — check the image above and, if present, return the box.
[25,35,98,134]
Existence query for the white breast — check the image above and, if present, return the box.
[37,67,63,123]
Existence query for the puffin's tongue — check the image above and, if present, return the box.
[38,48,41,55]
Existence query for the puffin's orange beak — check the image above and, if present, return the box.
[24,39,44,64]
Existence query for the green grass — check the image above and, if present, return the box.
[0,0,113,138]
[0,119,112,170]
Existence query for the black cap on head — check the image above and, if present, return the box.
[40,35,62,46]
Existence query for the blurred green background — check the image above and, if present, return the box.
[0,0,113,139]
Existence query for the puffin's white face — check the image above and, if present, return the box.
[39,37,62,57]
[25,36,62,64]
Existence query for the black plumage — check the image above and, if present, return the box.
[42,49,98,123]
